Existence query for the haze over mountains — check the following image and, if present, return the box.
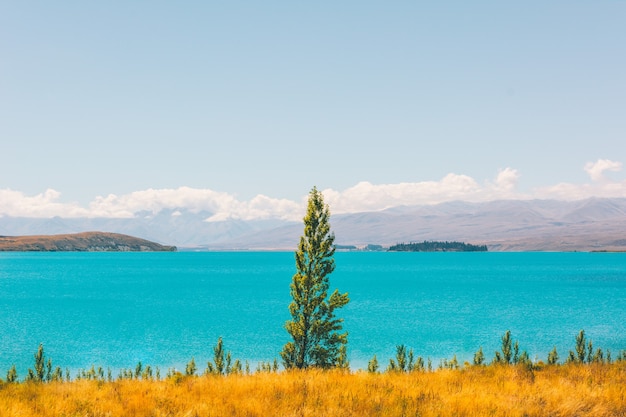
[1,198,625,252]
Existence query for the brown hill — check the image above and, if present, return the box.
[0,232,177,252]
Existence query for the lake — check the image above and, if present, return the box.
[1,251,625,374]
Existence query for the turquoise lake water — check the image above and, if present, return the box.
[1,251,625,374]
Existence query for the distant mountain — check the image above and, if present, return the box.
[211,198,626,252]
[0,232,177,252]
[1,198,625,251]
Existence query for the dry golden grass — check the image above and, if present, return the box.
[1,363,625,417]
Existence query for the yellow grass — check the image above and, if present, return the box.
[1,363,625,417]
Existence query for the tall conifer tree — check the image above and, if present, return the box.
[281,187,349,369]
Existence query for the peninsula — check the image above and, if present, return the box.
[0,232,177,252]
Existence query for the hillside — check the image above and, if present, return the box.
[0,232,177,252]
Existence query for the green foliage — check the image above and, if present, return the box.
[185,357,197,376]
[51,366,63,382]
[281,187,349,370]
[166,369,185,384]
[567,330,590,364]
[473,347,485,366]
[206,337,239,375]
[415,356,425,371]
[586,339,594,364]
[76,365,107,381]
[592,347,604,364]
[118,368,135,380]
[388,345,415,372]
[26,344,48,382]
[142,365,153,380]
[500,331,513,364]
[494,330,526,365]
[231,359,243,375]
[513,341,520,364]
[6,365,18,383]
[387,345,426,372]
[135,361,143,379]
[256,358,280,374]
[367,355,379,373]
[547,346,559,365]
[439,355,459,370]
[575,330,587,363]
[517,351,532,368]
[388,241,488,252]
[336,345,350,371]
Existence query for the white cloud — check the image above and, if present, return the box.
[323,174,483,213]
[495,168,520,191]
[204,194,302,222]
[87,187,303,222]
[88,187,239,218]
[323,169,526,213]
[0,188,89,217]
[584,159,623,181]
[1,161,625,220]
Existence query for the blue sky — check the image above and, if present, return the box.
[1,2,625,219]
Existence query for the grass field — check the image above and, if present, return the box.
[1,362,625,417]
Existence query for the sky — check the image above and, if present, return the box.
[1,1,625,221]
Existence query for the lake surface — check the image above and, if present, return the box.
[1,251,625,374]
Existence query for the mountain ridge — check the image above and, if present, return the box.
[0,232,177,252]
[1,198,625,251]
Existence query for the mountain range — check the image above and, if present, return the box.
[1,198,625,251]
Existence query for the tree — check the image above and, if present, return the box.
[572,329,587,364]
[388,345,414,372]
[206,337,229,375]
[367,355,379,373]
[206,337,241,375]
[135,361,143,379]
[26,344,47,382]
[185,358,197,376]
[6,365,18,383]
[494,330,522,365]
[473,347,485,366]
[500,331,513,364]
[281,187,349,369]
[547,346,559,365]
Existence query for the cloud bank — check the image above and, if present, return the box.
[1,160,625,221]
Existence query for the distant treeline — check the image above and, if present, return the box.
[388,240,488,252]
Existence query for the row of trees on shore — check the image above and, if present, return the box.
[3,329,626,384]
[388,241,488,252]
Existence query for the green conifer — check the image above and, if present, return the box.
[547,346,559,365]
[186,358,197,376]
[367,355,379,373]
[281,187,349,369]
[6,365,18,383]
